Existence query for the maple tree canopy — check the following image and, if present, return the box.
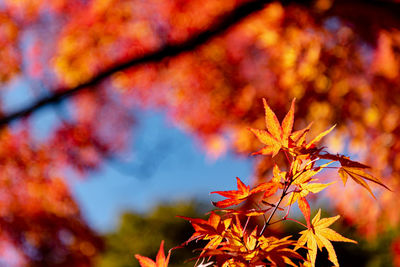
[0,0,399,265]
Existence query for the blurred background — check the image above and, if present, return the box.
[0,0,399,266]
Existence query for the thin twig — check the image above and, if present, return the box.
[259,187,288,236]
[284,217,307,228]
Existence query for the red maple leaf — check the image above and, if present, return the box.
[211,177,278,208]
[135,240,170,267]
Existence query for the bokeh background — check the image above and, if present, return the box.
[0,0,399,266]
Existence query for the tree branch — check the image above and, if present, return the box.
[0,0,399,127]
[0,0,274,127]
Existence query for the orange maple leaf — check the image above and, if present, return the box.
[250,99,337,157]
[305,124,336,149]
[289,122,312,148]
[287,161,335,206]
[178,212,232,252]
[258,235,304,267]
[198,217,303,267]
[250,98,295,157]
[211,177,278,208]
[135,240,170,267]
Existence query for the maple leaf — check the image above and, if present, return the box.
[305,124,336,149]
[292,162,328,184]
[276,157,334,228]
[225,222,259,255]
[287,181,335,206]
[211,177,251,208]
[178,212,231,252]
[190,217,255,265]
[220,208,273,217]
[319,153,371,169]
[271,164,287,188]
[287,161,335,206]
[201,220,303,267]
[258,236,304,267]
[250,98,295,157]
[250,98,337,158]
[220,230,303,266]
[220,217,303,266]
[289,124,336,158]
[290,122,313,147]
[135,240,170,267]
[297,209,357,267]
[338,166,391,199]
[298,197,311,228]
[211,177,278,208]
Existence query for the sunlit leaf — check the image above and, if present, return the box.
[338,166,391,199]
[298,197,311,228]
[211,177,251,208]
[297,209,357,267]
[250,128,281,157]
[250,98,298,157]
[281,98,296,146]
[263,98,283,141]
[306,125,336,149]
[135,240,170,267]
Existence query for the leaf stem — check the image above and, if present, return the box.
[285,217,307,228]
[284,150,291,165]
[260,186,289,236]
[255,203,267,226]
[260,154,297,236]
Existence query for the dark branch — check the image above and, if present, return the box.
[0,0,274,127]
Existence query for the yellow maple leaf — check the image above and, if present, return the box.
[250,99,336,157]
[286,181,335,206]
[296,209,357,267]
[250,98,295,157]
[287,161,335,206]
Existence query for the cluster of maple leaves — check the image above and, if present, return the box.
[0,0,398,264]
[135,99,390,266]
[105,0,400,239]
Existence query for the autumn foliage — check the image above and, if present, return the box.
[0,0,399,265]
[135,99,389,266]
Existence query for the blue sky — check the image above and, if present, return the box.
[3,77,254,232]
[71,111,253,232]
